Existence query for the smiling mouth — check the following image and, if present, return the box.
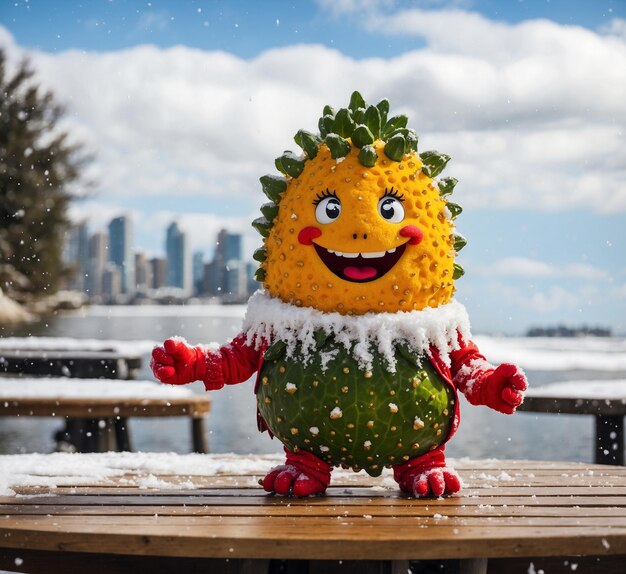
[313,243,408,283]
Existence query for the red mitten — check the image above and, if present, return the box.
[151,338,207,385]
[262,448,332,497]
[479,363,527,415]
[393,448,461,498]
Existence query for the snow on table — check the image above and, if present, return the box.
[0,336,156,356]
[0,377,198,400]
[525,379,626,401]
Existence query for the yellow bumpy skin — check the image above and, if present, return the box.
[253,91,465,316]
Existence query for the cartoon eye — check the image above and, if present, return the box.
[315,196,342,224]
[378,196,405,223]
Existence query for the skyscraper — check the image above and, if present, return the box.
[166,222,191,294]
[108,216,134,295]
[85,231,108,299]
[210,229,243,295]
[63,222,89,291]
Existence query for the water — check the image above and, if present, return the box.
[1,306,624,464]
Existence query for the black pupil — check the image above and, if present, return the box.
[381,198,395,219]
[326,199,340,218]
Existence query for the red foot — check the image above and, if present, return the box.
[263,448,332,497]
[393,447,461,498]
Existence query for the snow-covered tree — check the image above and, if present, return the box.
[0,49,88,302]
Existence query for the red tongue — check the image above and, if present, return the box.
[344,266,377,281]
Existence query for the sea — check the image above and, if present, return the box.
[1,303,625,464]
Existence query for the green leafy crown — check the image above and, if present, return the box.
[253,91,465,283]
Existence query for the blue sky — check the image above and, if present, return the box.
[1,0,625,334]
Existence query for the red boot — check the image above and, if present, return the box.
[393,447,461,498]
[263,448,332,497]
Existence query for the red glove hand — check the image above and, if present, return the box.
[151,338,207,385]
[480,363,527,414]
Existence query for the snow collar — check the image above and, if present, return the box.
[242,290,471,373]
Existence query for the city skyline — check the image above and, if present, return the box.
[2,1,625,333]
[64,214,255,303]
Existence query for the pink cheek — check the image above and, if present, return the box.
[399,225,424,245]
[298,226,322,245]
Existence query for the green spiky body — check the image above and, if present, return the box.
[256,336,455,477]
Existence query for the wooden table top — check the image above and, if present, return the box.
[1,455,625,564]
[520,380,626,416]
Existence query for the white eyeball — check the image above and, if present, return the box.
[315,196,342,224]
[378,196,405,223]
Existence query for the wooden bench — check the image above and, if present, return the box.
[0,377,211,453]
[0,453,625,574]
[518,379,626,465]
[0,349,143,379]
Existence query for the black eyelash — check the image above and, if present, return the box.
[313,188,338,206]
[382,187,405,202]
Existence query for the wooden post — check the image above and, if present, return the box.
[459,557,488,574]
[192,417,208,453]
[114,417,133,451]
[595,415,624,465]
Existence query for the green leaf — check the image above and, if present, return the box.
[333,108,356,138]
[275,151,305,178]
[260,202,279,222]
[386,127,409,139]
[295,129,321,159]
[260,174,286,202]
[349,90,366,112]
[446,202,463,218]
[384,133,407,161]
[323,104,336,118]
[453,233,467,252]
[254,267,266,282]
[352,107,366,124]
[351,124,375,148]
[376,98,390,126]
[252,247,267,263]
[453,263,465,280]
[363,105,381,139]
[322,114,335,135]
[318,116,329,138]
[252,216,272,237]
[438,177,458,197]
[406,129,418,152]
[382,114,408,138]
[358,144,378,167]
[264,339,287,361]
[325,133,352,159]
[420,150,451,178]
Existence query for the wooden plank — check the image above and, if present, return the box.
[1,520,625,560]
[3,503,626,518]
[0,397,210,418]
[519,396,626,416]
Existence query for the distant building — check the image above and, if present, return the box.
[63,222,89,291]
[150,257,168,289]
[85,232,108,299]
[135,252,152,293]
[108,216,134,295]
[223,260,247,299]
[192,251,205,295]
[165,222,191,295]
[210,229,243,295]
[102,263,122,302]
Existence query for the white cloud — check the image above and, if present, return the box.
[600,17,626,41]
[477,257,610,280]
[0,6,625,247]
[494,283,587,313]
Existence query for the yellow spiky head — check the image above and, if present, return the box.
[253,91,465,315]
